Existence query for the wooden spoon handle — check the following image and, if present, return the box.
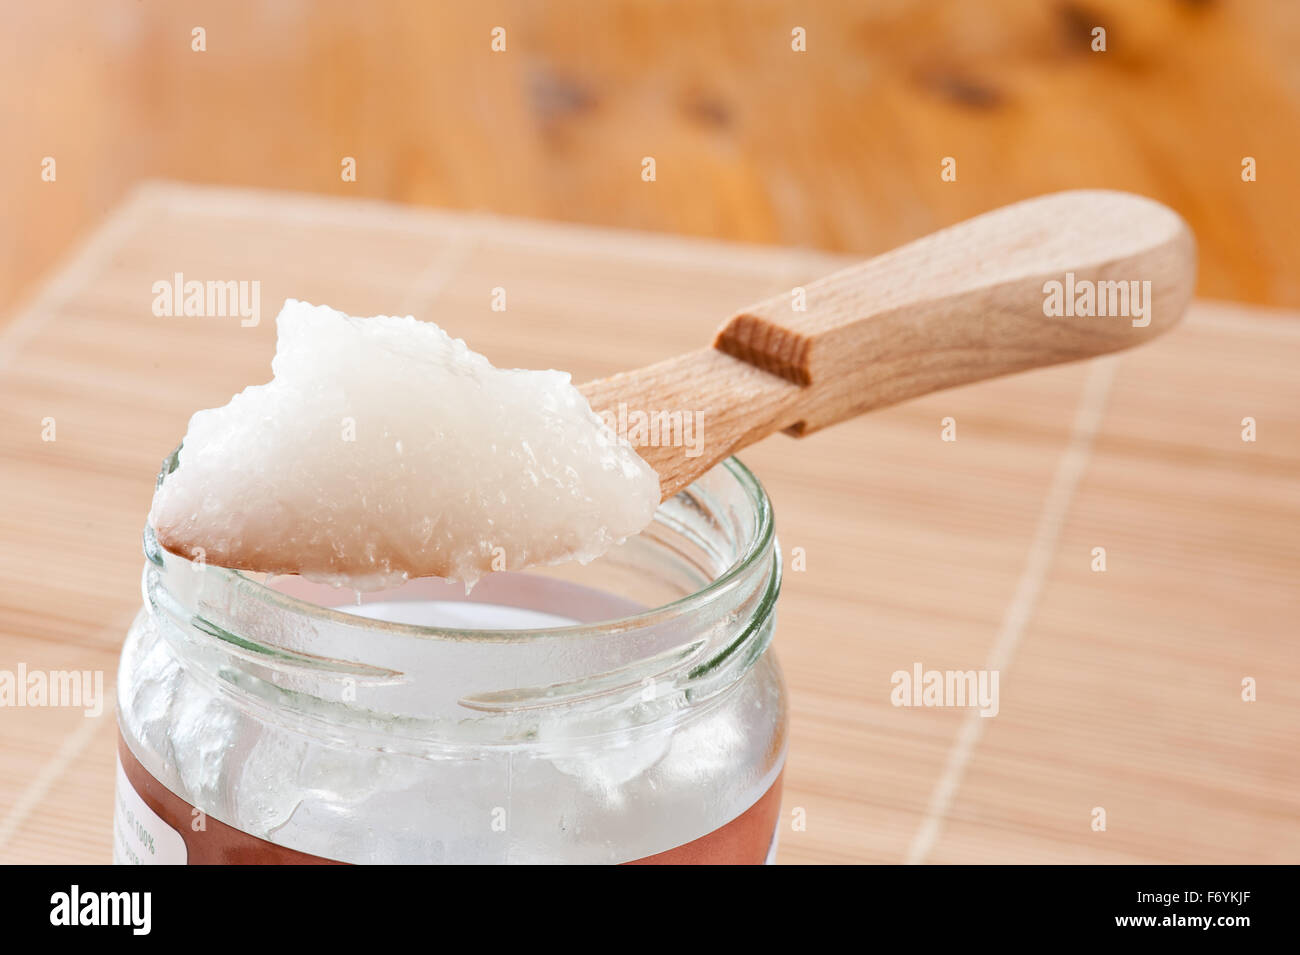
[717,189,1196,432]
[581,190,1197,499]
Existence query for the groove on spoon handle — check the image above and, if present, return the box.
[581,190,1197,500]
[716,190,1196,435]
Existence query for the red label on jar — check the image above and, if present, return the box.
[115,734,343,864]
[115,732,782,864]
[624,774,783,865]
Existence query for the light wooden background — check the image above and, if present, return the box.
[4,0,1300,325]
[0,183,1296,864]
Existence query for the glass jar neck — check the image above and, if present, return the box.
[142,457,780,748]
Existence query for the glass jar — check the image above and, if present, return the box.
[114,457,787,864]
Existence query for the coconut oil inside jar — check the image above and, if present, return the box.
[116,459,788,864]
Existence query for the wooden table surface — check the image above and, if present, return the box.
[7,0,1300,320]
[1,182,1297,864]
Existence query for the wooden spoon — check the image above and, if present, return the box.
[580,190,1196,500]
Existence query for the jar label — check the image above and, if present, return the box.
[115,731,782,864]
[114,733,344,865]
[112,756,188,865]
[625,772,783,864]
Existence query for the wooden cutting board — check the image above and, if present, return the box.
[1,182,1296,864]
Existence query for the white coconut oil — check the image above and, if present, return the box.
[149,300,661,589]
[116,459,787,864]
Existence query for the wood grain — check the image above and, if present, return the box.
[3,0,1299,325]
[0,183,1297,864]
[586,190,1197,499]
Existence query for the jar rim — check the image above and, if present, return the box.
[147,451,774,644]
